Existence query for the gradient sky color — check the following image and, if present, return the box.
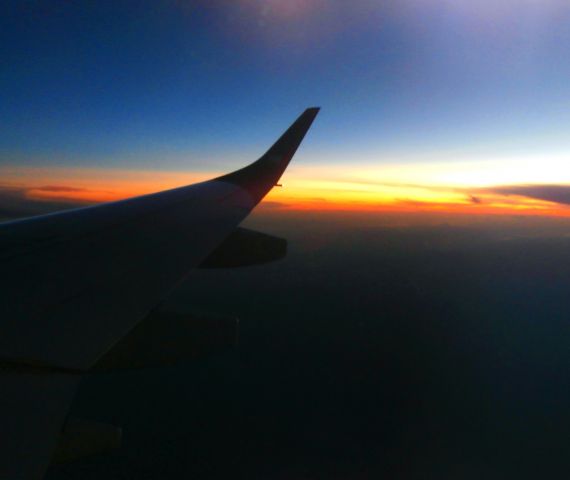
[3,1,570,215]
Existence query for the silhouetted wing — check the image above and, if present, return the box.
[0,107,319,478]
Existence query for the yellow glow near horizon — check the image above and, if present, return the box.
[288,153,570,188]
[3,154,570,217]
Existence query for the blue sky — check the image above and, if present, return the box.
[3,0,570,174]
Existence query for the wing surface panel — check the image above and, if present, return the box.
[0,181,253,370]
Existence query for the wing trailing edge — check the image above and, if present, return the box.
[92,309,238,371]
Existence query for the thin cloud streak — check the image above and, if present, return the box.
[0,185,87,221]
[34,185,88,193]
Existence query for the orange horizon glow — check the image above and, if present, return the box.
[3,163,570,219]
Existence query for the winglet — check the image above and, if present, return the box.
[216,107,320,204]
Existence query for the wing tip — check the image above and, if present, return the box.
[216,107,320,203]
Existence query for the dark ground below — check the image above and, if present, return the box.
[45,212,570,479]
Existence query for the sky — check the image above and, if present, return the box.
[4,0,570,216]
[7,4,570,478]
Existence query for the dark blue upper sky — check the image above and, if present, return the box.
[3,0,570,172]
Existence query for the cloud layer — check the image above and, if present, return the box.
[483,185,570,206]
[0,185,89,221]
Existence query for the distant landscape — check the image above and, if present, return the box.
[36,206,570,479]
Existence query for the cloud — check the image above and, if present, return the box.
[0,185,90,222]
[481,185,570,206]
[468,194,482,205]
[34,185,87,193]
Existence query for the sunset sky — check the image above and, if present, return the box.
[3,1,570,217]
[7,4,570,478]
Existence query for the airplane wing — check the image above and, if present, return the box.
[0,107,319,479]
